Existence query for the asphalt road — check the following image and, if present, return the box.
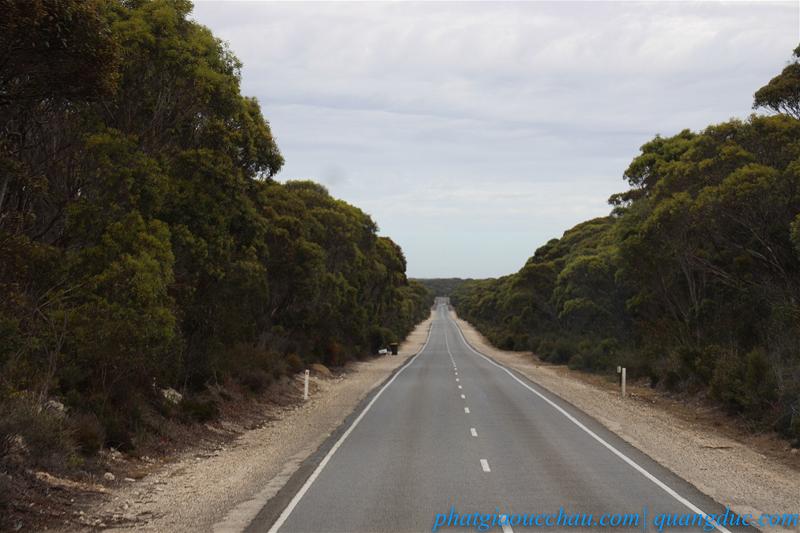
[250,299,745,533]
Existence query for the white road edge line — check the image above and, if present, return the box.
[265,318,436,533]
[464,407,470,414]
[499,514,514,533]
[480,459,491,472]
[470,427,478,437]
[450,318,733,533]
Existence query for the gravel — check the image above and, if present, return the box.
[452,310,800,533]
[79,315,433,533]
[79,308,799,533]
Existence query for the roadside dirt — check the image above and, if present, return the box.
[451,310,800,532]
[53,314,433,533]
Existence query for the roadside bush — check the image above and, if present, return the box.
[225,344,287,392]
[179,395,219,423]
[323,340,345,367]
[70,412,105,455]
[710,348,778,418]
[99,408,136,451]
[286,353,304,374]
[567,353,585,370]
[368,326,396,353]
[789,403,800,445]
[0,398,74,470]
[542,339,575,365]
[0,0,432,465]
[0,471,9,509]
[240,369,271,393]
[500,335,516,351]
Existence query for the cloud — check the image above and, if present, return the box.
[192,0,799,277]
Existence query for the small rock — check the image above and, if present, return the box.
[107,447,123,461]
[45,399,66,413]
[104,472,116,481]
[310,363,332,377]
[161,387,183,404]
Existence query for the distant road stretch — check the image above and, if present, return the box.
[249,299,742,533]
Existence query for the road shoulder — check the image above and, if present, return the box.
[451,310,800,532]
[74,314,434,533]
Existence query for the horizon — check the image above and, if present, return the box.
[192,1,799,278]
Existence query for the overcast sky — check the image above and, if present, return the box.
[192,1,799,278]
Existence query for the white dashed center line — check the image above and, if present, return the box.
[460,394,466,399]
[470,428,478,437]
[480,459,491,472]
[464,407,470,414]
[458,385,462,389]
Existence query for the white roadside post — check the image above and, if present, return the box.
[621,367,627,398]
[303,369,310,401]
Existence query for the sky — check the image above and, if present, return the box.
[191,1,800,278]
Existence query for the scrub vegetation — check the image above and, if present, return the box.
[453,45,800,443]
[415,278,469,298]
[0,0,431,473]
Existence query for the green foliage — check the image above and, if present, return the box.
[711,349,778,418]
[285,353,304,374]
[753,45,800,119]
[179,395,219,423]
[456,44,800,440]
[0,398,75,470]
[0,0,431,456]
[70,412,106,456]
[416,278,470,296]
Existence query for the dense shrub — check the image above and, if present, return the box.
[454,45,800,440]
[70,412,105,456]
[0,399,74,470]
[285,353,304,374]
[0,0,432,454]
[179,396,220,424]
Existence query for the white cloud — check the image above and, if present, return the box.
[192,0,799,277]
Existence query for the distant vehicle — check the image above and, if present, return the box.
[378,348,389,355]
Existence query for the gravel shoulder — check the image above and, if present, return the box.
[452,310,800,532]
[76,314,433,533]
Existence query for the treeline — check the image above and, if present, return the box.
[415,278,469,297]
[0,0,430,461]
[454,46,800,442]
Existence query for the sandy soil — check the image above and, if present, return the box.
[61,309,798,532]
[451,310,800,532]
[68,314,433,533]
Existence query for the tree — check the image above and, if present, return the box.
[455,44,800,439]
[754,44,800,118]
[1,0,431,456]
